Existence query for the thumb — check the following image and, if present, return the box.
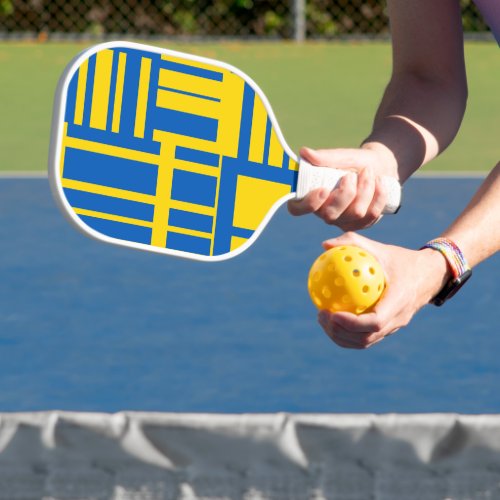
[300,147,367,170]
[322,231,368,250]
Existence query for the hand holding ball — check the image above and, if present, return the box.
[308,245,385,314]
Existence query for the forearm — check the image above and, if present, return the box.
[361,0,467,183]
[413,163,500,306]
[363,73,467,182]
[441,162,500,267]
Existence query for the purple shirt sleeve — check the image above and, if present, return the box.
[473,0,500,45]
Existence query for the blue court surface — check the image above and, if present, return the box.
[0,176,498,413]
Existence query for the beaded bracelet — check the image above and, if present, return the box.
[420,237,472,306]
[421,238,470,278]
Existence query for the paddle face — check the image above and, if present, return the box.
[49,41,299,262]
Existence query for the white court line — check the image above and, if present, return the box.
[0,170,489,179]
[0,171,48,178]
[414,170,487,179]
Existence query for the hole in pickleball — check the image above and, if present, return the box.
[342,295,351,304]
[352,269,360,277]
[362,285,369,293]
[359,251,367,257]
[356,306,365,314]
[313,294,322,307]
[334,277,344,287]
[369,267,375,275]
[378,284,382,291]
[322,286,332,299]
[344,256,352,262]
[313,271,321,282]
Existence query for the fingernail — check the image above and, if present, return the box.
[318,310,329,324]
[330,315,343,329]
[300,146,314,157]
[330,320,340,331]
[316,188,328,200]
[341,173,353,186]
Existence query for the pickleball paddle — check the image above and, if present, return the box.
[49,41,401,262]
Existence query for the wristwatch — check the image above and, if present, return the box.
[421,238,472,306]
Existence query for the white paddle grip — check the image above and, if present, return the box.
[296,159,401,214]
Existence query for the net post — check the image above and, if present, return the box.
[293,0,306,42]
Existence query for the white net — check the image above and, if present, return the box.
[1,412,500,499]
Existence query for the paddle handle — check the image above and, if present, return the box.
[295,159,401,214]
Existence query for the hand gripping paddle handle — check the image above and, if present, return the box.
[295,159,402,214]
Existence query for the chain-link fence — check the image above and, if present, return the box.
[0,0,491,40]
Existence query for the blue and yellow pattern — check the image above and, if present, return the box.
[58,44,299,258]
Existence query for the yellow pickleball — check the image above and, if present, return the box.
[308,245,385,314]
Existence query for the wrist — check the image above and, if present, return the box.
[418,248,453,302]
[361,141,399,179]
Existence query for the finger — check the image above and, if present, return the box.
[330,316,392,348]
[322,231,369,251]
[332,337,365,349]
[316,172,357,224]
[385,328,400,336]
[322,326,365,349]
[330,311,385,335]
[300,147,370,170]
[319,311,371,349]
[367,288,412,334]
[332,294,403,339]
[363,335,386,348]
[331,168,379,231]
[331,324,372,348]
[338,217,382,233]
[360,327,399,348]
[327,326,382,349]
[342,167,376,221]
[288,188,330,216]
[344,176,386,230]
[363,214,384,230]
[366,176,387,219]
[299,147,331,167]
[319,309,393,348]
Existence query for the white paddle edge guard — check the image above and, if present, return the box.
[296,159,402,214]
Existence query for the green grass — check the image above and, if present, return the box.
[0,41,497,172]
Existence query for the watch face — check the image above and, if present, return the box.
[432,269,472,306]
